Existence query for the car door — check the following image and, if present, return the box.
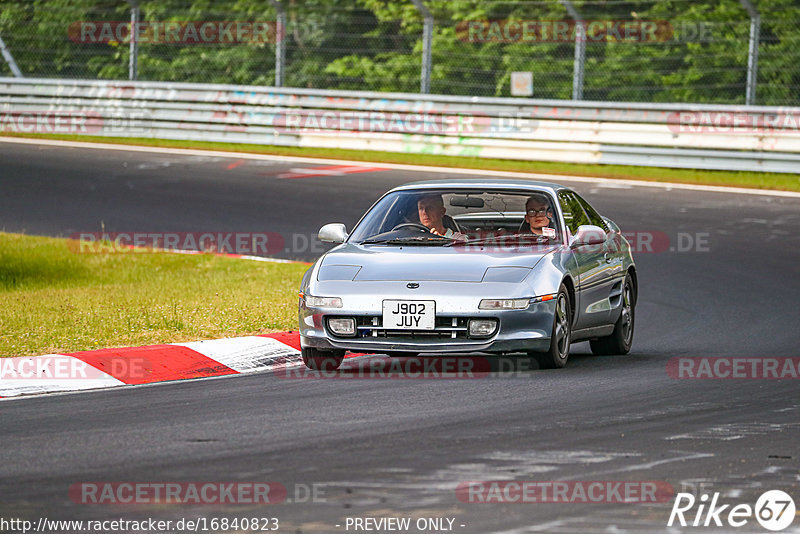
[558,190,616,329]
[575,192,627,321]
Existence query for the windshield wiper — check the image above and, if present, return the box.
[361,236,452,245]
[456,233,554,246]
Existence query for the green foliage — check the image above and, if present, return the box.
[0,0,798,104]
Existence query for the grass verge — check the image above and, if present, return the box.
[3,132,800,192]
[0,232,308,357]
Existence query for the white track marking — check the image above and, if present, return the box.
[557,451,715,480]
[174,336,301,373]
[166,247,303,263]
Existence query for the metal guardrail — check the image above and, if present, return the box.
[2,78,800,173]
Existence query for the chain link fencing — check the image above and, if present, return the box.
[0,0,798,105]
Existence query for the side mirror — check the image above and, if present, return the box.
[570,225,606,248]
[318,223,348,244]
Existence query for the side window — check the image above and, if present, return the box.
[574,193,609,231]
[557,191,590,235]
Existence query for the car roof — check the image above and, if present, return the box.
[390,178,570,196]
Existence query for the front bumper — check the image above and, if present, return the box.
[299,290,556,354]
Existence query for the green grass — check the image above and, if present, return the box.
[3,132,800,192]
[0,232,308,357]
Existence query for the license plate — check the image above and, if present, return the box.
[382,300,435,330]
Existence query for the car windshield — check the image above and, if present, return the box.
[349,189,562,246]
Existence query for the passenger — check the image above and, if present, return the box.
[524,195,555,237]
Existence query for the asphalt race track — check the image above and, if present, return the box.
[1,140,799,533]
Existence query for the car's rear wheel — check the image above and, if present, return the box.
[531,284,572,369]
[302,347,345,370]
[590,273,635,356]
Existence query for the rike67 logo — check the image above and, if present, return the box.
[668,490,795,531]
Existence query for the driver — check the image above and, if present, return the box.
[524,194,555,237]
[417,194,454,237]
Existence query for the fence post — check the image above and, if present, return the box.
[739,0,759,105]
[126,0,139,81]
[0,33,23,77]
[411,0,432,94]
[560,0,585,101]
[268,0,286,87]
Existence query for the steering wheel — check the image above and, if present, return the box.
[392,222,432,233]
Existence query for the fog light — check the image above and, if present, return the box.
[328,317,356,336]
[469,319,498,338]
[479,298,529,310]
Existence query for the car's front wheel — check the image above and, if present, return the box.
[531,284,572,369]
[302,347,345,370]
[590,273,635,356]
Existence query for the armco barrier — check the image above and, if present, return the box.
[2,78,800,173]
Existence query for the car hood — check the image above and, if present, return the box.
[317,243,556,283]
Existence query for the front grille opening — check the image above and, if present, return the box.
[348,316,476,340]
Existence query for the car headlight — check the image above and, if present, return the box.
[478,298,530,310]
[327,317,356,336]
[303,294,343,308]
[469,319,498,338]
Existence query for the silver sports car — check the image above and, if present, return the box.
[298,179,637,370]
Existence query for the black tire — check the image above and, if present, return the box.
[531,284,572,369]
[302,347,345,370]
[590,273,636,356]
